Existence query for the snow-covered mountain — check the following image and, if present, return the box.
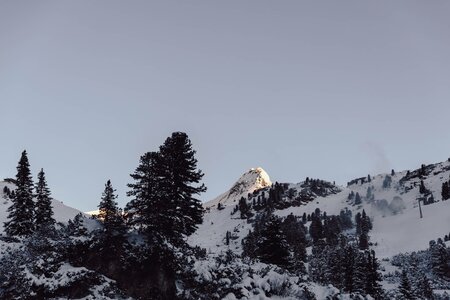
[3,159,450,299]
[189,167,272,253]
[205,167,272,209]
[190,159,450,258]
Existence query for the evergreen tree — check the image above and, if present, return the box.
[323,216,341,246]
[420,180,428,195]
[309,212,323,242]
[398,270,414,300]
[382,175,392,189]
[126,151,166,240]
[430,239,448,278]
[353,251,367,294]
[342,244,356,292]
[238,197,249,219]
[355,212,362,235]
[4,150,35,236]
[361,210,372,233]
[339,208,353,230]
[34,169,55,230]
[416,273,433,300]
[257,215,290,267]
[67,213,88,237]
[93,180,127,271]
[242,229,258,259]
[158,132,206,239]
[2,186,10,197]
[359,232,369,250]
[324,246,344,288]
[282,214,307,268]
[442,182,450,201]
[98,180,126,237]
[365,250,384,299]
[348,191,355,200]
[354,192,362,205]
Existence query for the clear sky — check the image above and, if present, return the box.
[1,1,450,211]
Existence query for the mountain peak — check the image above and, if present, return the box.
[239,167,272,190]
[205,167,272,208]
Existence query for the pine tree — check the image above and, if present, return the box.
[442,182,450,201]
[361,210,372,233]
[359,232,369,250]
[67,213,88,237]
[354,192,362,205]
[342,244,356,292]
[302,212,307,223]
[309,212,323,242]
[257,215,290,267]
[365,250,384,299]
[282,214,307,270]
[98,180,126,237]
[126,151,166,240]
[242,229,258,259]
[4,150,35,236]
[158,132,206,239]
[398,270,414,300]
[416,273,433,300]
[34,169,55,230]
[430,239,448,278]
[353,251,367,295]
[126,132,206,245]
[355,212,362,235]
[238,197,249,219]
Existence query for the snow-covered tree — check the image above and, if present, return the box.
[34,168,55,230]
[158,132,206,239]
[258,215,291,267]
[4,150,35,236]
[126,151,165,240]
[398,270,414,300]
[67,213,88,237]
[98,180,125,236]
[429,239,449,278]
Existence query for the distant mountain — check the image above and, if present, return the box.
[190,159,450,258]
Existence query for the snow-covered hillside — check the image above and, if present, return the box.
[188,167,271,253]
[0,181,97,232]
[190,160,450,258]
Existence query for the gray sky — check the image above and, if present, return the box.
[1,1,450,211]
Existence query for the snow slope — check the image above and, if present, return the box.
[0,181,98,232]
[190,159,450,258]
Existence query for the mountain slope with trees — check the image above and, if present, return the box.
[2,138,450,299]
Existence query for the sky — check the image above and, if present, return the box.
[1,1,450,212]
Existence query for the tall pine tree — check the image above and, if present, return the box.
[4,150,35,236]
[126,151,167,241]
[126,132,206,244]
[158,132,206,240]
[34,169,55,230]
